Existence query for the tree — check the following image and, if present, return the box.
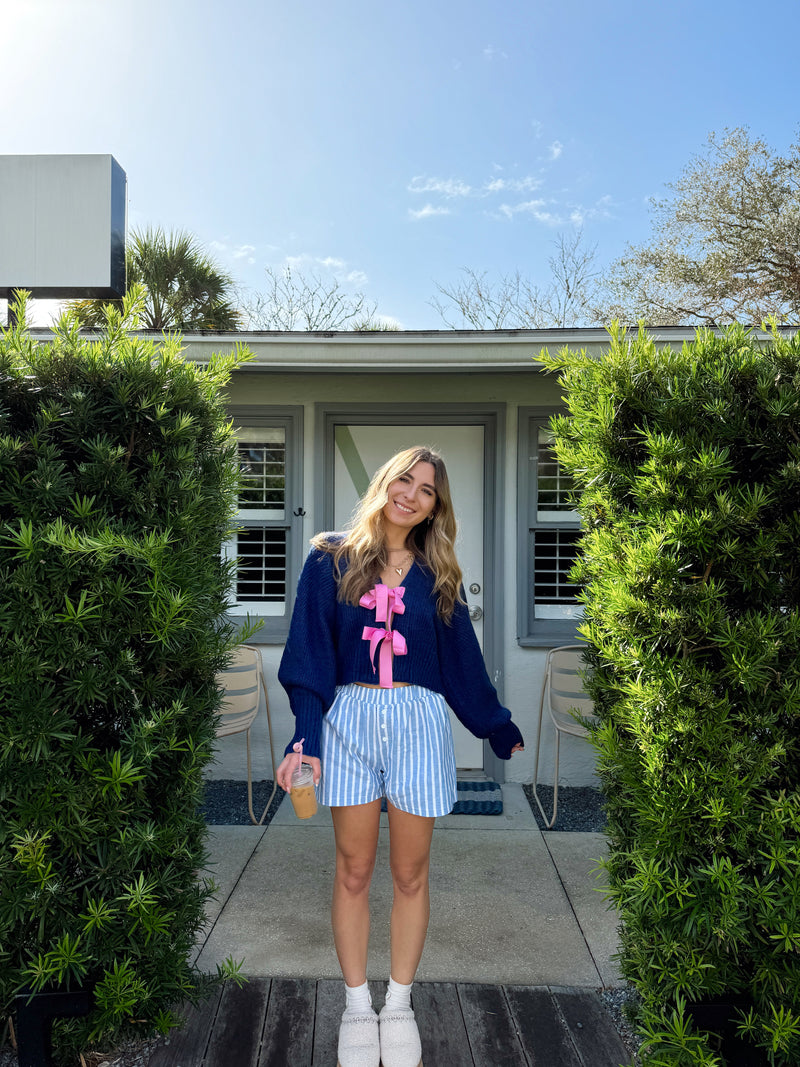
[71,227,242,331]
[239,265,384,330]
[430,231,602,329]
[604,127,800,326]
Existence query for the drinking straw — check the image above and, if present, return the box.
[292,738,305,784]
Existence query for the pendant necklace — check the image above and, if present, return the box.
[390,552,413,577]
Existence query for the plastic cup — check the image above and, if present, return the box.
[289,762,318,819]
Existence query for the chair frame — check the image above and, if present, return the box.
[215,644,278,825]
[532,644,594,829]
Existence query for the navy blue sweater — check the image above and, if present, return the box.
[278,547,524,760]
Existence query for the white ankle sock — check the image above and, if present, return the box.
[384,976,413,1012]
[344,980,373,1015]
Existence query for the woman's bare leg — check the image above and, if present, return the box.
[330,800,382,986]
[386,803,436,984]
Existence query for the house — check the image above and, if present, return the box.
[173,326,780,787]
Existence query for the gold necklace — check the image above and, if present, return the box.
[387,551,413,577]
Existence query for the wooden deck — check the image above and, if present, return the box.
[149,978,634,1067]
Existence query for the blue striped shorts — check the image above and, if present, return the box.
[320,684,458,817]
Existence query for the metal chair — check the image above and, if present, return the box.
[215,644,278,825]
[532,644,596,829]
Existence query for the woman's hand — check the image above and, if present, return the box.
[510,743,524,755]
[276,753,322,792]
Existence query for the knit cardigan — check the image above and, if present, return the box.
[278,547,524,760]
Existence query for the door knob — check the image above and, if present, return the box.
[469,583,481,595]
[469,606,483,621]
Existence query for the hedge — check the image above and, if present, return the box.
[0,291,250,1063]
[542,324,800,1066]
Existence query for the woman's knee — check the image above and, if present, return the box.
[390,861,430,898]
[335,853,375,896]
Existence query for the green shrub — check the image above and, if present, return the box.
[542,324,800,1066]
[0,291,250,1063]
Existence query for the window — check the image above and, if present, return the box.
[223,409,303,640]
[518,409,583,645]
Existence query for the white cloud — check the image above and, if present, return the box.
[406,161,613,233]
[531,119,544,139]
[409,204,451,220]
[483,176,543,194]
[497,192,615,228]
[547,141,563,161]
[408,174,542,203]
[408,176,471,198]
[483,45,508,60]
[374,314,403,329]
[232,244,256,262]
[498,199,550,220]
[568,196,615,227]
[530,209,561,225]
[209,239,257,265]
[283,254,369,286]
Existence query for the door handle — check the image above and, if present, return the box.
[469,606,483,621]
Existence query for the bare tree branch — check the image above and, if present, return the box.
[430,231,603,329]
[239,266,380,330]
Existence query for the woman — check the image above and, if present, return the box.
[276,446,523,1067]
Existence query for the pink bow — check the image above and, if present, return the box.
[359,583,406,622]
[360,584,408,687]
[362,626,407,688]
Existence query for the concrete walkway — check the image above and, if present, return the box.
[194,785,622,990]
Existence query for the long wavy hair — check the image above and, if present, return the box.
[312,446,465,621]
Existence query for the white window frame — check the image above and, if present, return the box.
[517,407,584,646]
[224,407,304,642]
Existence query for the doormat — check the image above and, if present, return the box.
[380,780,503,815]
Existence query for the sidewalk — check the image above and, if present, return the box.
[193,784,622,990]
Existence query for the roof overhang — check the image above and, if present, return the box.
[25,325,797,374]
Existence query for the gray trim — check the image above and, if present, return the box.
[517,406,584,647]
[518,628,586,648]
[316,403,507,780]
[226,405,304,643]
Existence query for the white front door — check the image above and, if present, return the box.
[332,423,486,769]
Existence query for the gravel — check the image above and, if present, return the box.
[0,1034,167,1067]
[522,783,608,832]
[601,986,643,1065]
[199,779,285,826]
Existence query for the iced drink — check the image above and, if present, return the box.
[289,762,318,819]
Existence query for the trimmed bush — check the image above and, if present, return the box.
[0,292,249,1063]
[542,324,800,1065]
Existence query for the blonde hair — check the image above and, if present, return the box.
[312,446,465,621]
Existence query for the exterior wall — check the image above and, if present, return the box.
[209,363,596,788]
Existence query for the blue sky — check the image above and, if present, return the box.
[4,0,799,328]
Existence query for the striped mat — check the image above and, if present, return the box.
[381,780,503,816]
